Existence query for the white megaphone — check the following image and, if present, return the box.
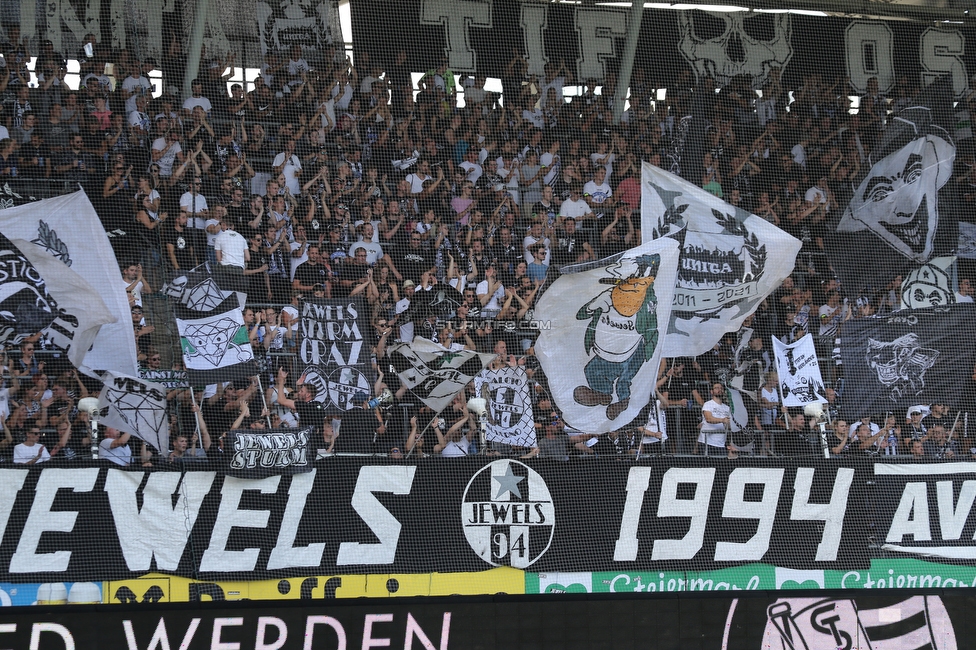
[803,401,830,458]
[467,397,489,452]
[78,397,101,460]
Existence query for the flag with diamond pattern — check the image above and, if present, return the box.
[97,371,169,453]
[388,337,496,413]
[175,295,258,385]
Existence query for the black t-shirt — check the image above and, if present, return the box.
[394,246,434,283]
[162,224,196,270]
[337,408,376,453]
[296,400,327,429]
[294,261,330,288]
[552,231,590,268]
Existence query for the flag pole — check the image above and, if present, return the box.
[189,388,201,455]
[255,374,273,428]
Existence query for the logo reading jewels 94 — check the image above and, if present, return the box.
[461,460,555,568]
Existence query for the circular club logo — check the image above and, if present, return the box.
[461,459,555,568]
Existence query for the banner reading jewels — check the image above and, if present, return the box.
[225,427,314,478]
[298,298,372,413]
[0,457,945,583]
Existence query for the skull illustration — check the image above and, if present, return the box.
[678,11,792,87]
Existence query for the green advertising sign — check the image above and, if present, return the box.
[527,559,976,594]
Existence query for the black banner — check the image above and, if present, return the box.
[3,590,976,649]
[225,427,314,478]
[298,298,373,413]
[838,305,976,420]
[3,456,963,583]
[352,0,976,95]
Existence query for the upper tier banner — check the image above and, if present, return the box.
[2,457,973,583]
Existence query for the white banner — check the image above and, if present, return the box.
[772,334,827,407]
[535,238,680,432]
[0,192,138,376]
[98,371,169,453]
[474,366,536,448]
[641,161,801,357]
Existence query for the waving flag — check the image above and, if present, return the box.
[176,295,258,385]
[388,337,495,413]
[474,365,536,448]
[838,304,976,420]
[163,262,242,311]
[0,191,138,375]
[830,77,958,293]
[772,334,827,407]
[0,233,113,370]
[535,238,680,433]
[97,371,169,453]
[641,161,801,356]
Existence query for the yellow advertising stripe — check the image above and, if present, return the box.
[104,568,524,604]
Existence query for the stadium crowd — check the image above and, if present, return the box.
[0,29,972,467]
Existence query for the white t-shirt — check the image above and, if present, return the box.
[179,192,210,229]
[215,230,247,268]
[476,280,506,314]
[349,241,384,266]
[152,137,182,176]
[272,152,303,195]
[405,172,431,194]
[122,75,153,113]
[123,277,145,307]
[559,198,592,221]
[182,96,213,114]
[583,180,613,217]
[14,443,50,464]
[100,438,132,466]
[290,241,309,281]
[699,399,730,448]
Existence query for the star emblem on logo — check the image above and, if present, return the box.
[493,463,524,500]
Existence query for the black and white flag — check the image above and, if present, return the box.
[225,427,314,478]
[899,255,957,310]
[0,232,114,370]
[97,371,169,453]
[831,77,958,293]
[176,295,259,385]
[298,298,372,412]
[163,262,244,312]
[839,304,976,420]
[0,192,138,375]
[388,338,495,413]
[772,334,827,407]
[641,161,801,356]
[474,366,536,448]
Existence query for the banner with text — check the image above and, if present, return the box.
[298,298,372,414]
[3,457,963,583]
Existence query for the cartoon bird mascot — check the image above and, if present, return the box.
[574,253,660,420]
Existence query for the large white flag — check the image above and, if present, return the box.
[0,192,138,375]
[535,238,680,432]
[641,161,801,356]
[474,365,536,448]
[388,337,495,413]
[97,371,170,453]
[8,236,115,370]
[771,334,827,407]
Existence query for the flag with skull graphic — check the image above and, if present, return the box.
[838,304,976,420]
[830,76,958,294]
[176,295,258,385]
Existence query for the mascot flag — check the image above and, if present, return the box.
[535,238,680,433]
[830,76,958,293]
[176,295,258,385]
[838,304,976,420]
[641,161,801,357]
[772,334,827,407]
